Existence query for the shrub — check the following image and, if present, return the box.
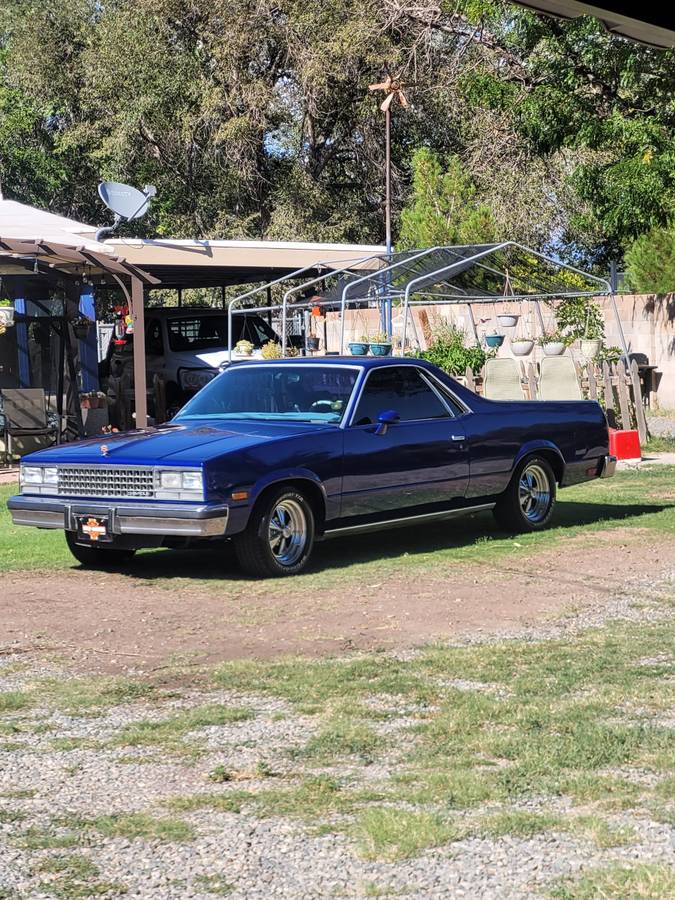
[415,325,490,375]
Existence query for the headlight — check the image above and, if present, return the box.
[154,468,204,501]
[179,368,218,391]
[20,465,58,494]
[21,466,45,485]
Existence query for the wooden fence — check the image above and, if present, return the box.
[463,358,648,443]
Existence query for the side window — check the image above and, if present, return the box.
[352,367,450,425]
[145,320,163,355]
[426,375,466,417]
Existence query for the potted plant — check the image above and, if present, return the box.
[261,340,283,359]
[0,299,14,328]
[511,336,534,356]
[348,335,370,356]
[553,297,605,359]
[234,339,254,357]
[538,331,566,356]
[485,331,504,349]
[369,331,392,357]
[71,315,94,340]
[497,313,519,328]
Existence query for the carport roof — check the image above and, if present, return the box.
[104,238,386,288]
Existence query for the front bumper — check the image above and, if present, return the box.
[7,495,229,538]
[600,454,618,478]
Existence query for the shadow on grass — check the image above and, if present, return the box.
[83,498,673,585]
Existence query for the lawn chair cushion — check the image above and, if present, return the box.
[483,358,523,401]
[538,357,582,401]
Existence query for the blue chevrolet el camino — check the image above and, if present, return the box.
[8,358,616,577]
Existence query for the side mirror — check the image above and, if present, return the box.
[375,409,401,435]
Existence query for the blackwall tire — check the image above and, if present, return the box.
[493,455,557,533]
[234,487,315,578]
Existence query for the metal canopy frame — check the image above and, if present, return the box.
[226,252,385,361]
[223,240,626,359]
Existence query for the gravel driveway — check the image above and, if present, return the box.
[1,566,674,899]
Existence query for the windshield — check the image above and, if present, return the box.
[175,365,360,424]
[166,314,277,352]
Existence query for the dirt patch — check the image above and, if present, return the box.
[2,526,674,677]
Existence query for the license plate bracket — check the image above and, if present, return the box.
[75,514,112,543]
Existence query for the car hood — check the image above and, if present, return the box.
[170,349,262,369]
[23,420,332,467]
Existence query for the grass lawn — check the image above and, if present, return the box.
[0,466,674,591]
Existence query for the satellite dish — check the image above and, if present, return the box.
[96,181,156,241]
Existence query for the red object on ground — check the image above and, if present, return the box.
[609,428,641,460]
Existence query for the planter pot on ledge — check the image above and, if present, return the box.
[370,342,392,357]
[348,342,370,356]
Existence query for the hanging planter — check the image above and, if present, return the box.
[581,338,602,359]
[511,338,534,356]
[0,306,15,328]
[485,333,504,349]
[72,316,94,340]
[538,331,566,356]
[497,314,519,328]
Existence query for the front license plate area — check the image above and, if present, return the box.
[76,515,112,543]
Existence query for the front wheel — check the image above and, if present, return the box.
[65,531,137,569]
[493,456,557,533]
[234,487,315,577]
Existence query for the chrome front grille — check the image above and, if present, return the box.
[57,466,155,499]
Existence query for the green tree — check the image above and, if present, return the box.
[625,226,675,294]
[398,148,496,248]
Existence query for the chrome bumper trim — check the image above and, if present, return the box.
[600,454,617,478]
[7,495,229,538]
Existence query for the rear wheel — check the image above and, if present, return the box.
[234,487,315,577]
[493,456,556,533]
[65,531,136,569]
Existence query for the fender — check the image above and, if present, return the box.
[512,439,566,481]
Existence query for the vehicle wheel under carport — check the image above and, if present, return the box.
[234,486,315,577]
[65,531,137,569]
[493,455,557,533]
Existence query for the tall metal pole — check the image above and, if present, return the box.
[383,105,393,336]
[385,106,392,256]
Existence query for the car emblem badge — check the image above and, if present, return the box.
[100,444,109,456]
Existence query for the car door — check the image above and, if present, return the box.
[340,365,469,518]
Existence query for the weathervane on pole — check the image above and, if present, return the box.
[368,74,409,257]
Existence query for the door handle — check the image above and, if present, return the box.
[450,434,464,442]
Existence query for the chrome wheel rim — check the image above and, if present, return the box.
[519,463,551,523]
[268,499,307,566]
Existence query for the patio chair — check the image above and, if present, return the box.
[1,388,57,464]
[482,358,524,401]
[538,356,583,401]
